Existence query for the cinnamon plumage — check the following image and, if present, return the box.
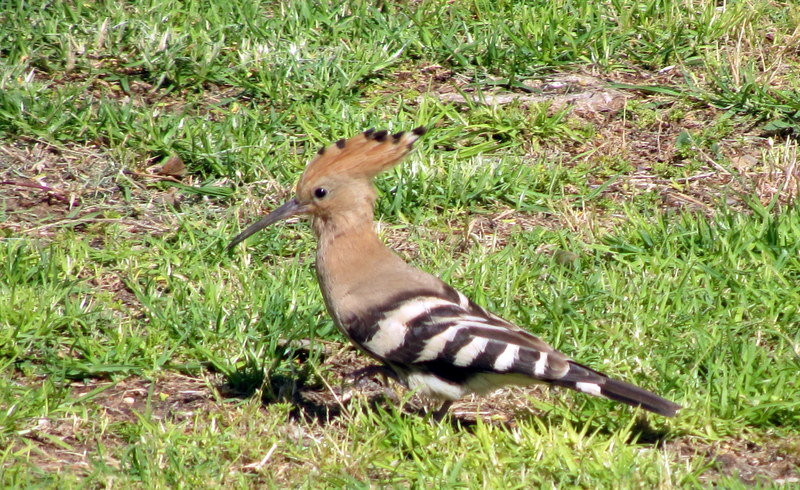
[228,127,681,419]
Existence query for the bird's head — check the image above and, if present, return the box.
[227,127,426,250]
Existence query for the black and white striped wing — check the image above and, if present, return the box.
[346,289,565,391]
[345,288,681,417]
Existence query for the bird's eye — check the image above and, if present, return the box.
[314,187,328,199]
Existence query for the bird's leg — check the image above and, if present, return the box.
[346,364,400,402]
[346,364,398,385]
[431,401,453,422]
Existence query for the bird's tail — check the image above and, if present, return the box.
[554,361,681,417]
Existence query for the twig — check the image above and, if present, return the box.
[674,172,716,183]
[666,190,711,211]
[778,143,798,203]
[244,443,278,470]
[0,145,27,164]
[122,169,184,184]
[0,180,77,205]
[26,217,166,232]
[308,362,346,413]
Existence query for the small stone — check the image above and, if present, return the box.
[554,250,580,266]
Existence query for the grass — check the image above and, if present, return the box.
[2,0,800,486]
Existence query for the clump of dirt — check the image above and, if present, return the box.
[437,73,629,118]
[669,436,800,485]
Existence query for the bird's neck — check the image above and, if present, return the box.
[313,207,387,272]
[312,208,399,321]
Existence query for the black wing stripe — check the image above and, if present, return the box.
[386,320,461,363]
[439,327,475,363]
[511,348,542,376]
[461,325,548,352]
[360,295,457,357]
[552,362,681,417]
[466,340,506,370]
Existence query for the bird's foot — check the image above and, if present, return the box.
[431,401,453,422]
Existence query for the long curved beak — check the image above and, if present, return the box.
[227,198,307,251]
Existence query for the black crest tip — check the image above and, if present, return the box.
[373,129,389,141]
[412,126,427,136]
[335,138,346,149]
[363,128,375,138]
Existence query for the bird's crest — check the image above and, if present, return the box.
[298,127,426,188]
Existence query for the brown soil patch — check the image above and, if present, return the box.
[428,68,799,219]
[251,342,800,486]
[0,140,234,240]
[380,63,467,96]
[0,141,172,237]
[669,435,800,485]
[570,109,798,215]
[11,373,224,475]
[437,73,629,118]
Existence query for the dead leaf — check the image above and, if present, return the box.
[157,155,187,178]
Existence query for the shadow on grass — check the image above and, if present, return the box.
[216,361,678,447]
[443,409,675,448]
[217,359,397,425]
[512,407,677,449]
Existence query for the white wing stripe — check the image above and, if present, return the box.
[493,344,519,371]
[575,382,602,396]
[415,327,461,363]
[436,316,491,325]
[533,352,549,376]
[364,296,454,356]
[453,337,489,367]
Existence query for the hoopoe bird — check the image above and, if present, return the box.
[228,127,681,419]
